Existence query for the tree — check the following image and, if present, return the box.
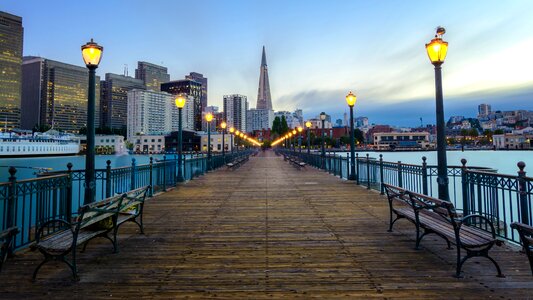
[494,129,504,135]
[272,116,281,135]
[280,115,289,134]
[354,129,365,144]
[469,128,479,138]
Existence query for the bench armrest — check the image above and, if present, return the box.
[35,219,73,244]
[0,227,19,240]
[511,222,533,235]
[458,214,497,240]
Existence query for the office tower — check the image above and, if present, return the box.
[185,72,207,111]
[127,89,173,140]
[246,108,274,132]
[223,94,248,132]
[478,103,491,118]
[161,79,202,131]
[256,46,273,110]
[21,57,101,133]
[100,73,145,130]
[0,11,23,129]
[135,61,170,92]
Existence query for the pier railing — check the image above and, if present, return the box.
[279,149,532,243]
[0,150,253,250]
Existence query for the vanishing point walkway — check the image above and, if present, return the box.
[1,150,532,299]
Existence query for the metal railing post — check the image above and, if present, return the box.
[366,154,371,189]
[461,158,469,215]
[379,154,384,195]
[346,153,350,180]
[356,153,360,185]
[517,161,529,224]
[397,161,403,188]
[422,156,428,195]
[131,158,136,190]
[105,160,112,198]
[162,155,167,191]
[149,157,154,196]
[7,167,17,229]
[66,163,73,222]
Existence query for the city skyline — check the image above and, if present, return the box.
[3,1,533,126]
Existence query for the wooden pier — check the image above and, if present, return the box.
[1,150,532,299]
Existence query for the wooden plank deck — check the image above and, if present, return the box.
[1,150,532,299]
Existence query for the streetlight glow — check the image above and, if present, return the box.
[305,121,312,128]
[205,112,214,122]
[81,39,103,67]
[346,91,357,107]
[229,127,235,133]
[175,94,186,109]
[220,122,227,129]
[297,126,303,133]
[426,27,448,65]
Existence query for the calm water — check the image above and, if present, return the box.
[1,150,532,182]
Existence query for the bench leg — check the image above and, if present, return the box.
[456,248,504,278]
[388,215,403,232]
[33,249,78,281]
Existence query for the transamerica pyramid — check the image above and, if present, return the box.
[256,46,273,110]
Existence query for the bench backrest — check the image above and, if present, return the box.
[119,186,150,213]
[77,194,127,230]
[383,183,411,207]
[407,191,457,226]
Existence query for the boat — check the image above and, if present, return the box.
[0,130,80,157]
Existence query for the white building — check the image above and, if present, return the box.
[478,103,491,119]
[132,134,166,154]
[127,90,194,141]
[306,118,332,129]
[223,94,248,133]
[373,132,431,150]
[246,108,274,132]
[95,135,125,154]
[198,132,234,152]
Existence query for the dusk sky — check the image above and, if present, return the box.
[4,0,533,126]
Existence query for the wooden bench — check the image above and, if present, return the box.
[0,227,19,272]
[32,186,150,280]
[383,184,504,278]
[511,222,533,275]
[227,156,250,170]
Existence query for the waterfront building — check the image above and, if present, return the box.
[0,11,23,130]
[21,57,101,133]
[100,73,145,130]
[135,61,170,92]
[493,133,532,150]
[95,134,125,154]
[256,46,273,110]
[373,132,431,150]
[0,130,80,157]
[306,118,332,129]
[161,79,202,131]
[198,132,233,152]
[185,72,207,112]
[223,94,248,133]
[126,89,173,140]
[165,129,200,152]
[246,108,274,132]
[132,134,166,154]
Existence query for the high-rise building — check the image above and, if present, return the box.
[100,73,145,130]
[21,57,100,132]
[185,72,207,111]
[170,94,195,132]
[127,89,173,140]
[135,61,170,92]
[246,108,274,132]
[223,94,248,133]
[161,79,202,131]
[0,11,23,129]
[256,46,272,110]
[478,103,491,118]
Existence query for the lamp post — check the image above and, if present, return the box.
[81,39,103,204]
[220,121,227,163]
[292,129,297,153]
[175,95,186,182]
[229,127,235,154]
[320,112,326,168]
[205,112,213,170]
[426,27,449,201]
[346,91,357,181]
[305,121,312,154]
[297,126,303,154]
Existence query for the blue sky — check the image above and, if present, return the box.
[4,0,533,126]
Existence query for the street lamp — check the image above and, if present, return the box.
[426,26,449,201]
[346,91,357,181]
[305,121,312,154]
[81,39,103,204]
[292,129,297,153]
[229,127,235,154]
[220,121,227,162]
[297,126,303,154]
[175,94,186,182]
[205,112,213,170]
[320,112,326,167]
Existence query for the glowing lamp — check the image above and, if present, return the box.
[297,126,303,133]
[220,121,227,129]
[426,27,448,65]
[346,91,357,107]
[205,113,213,122]
[229,127,235,133]
[320,112,326,121]
[305,121,312,128]
[175,95,186,109]
[81,39,103,68]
